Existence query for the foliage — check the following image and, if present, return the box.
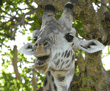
[0,0,45,90]
[101,45,110,58]
[73,20,86,38]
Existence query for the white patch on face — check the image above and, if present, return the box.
[49,32,75,70]
[51,49,74,70]
[51,32,73,58]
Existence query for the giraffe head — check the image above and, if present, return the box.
[19,2,105,73]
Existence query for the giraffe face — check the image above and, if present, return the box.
[19,2,105,73]
[32,20,76,72]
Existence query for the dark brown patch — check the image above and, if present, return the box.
[70,50,72,55]
[66,63,71,68]
[54,84,57,91]
[55,59,60,65]
[72,54,75,61]
[64,50,68,57]
[52,76,54,82]
[67,51,70,58]
[48,71,51,76]
[58,76,65,81]
[44,77,48,86]
[61,52,64,57]
[66,60,70,64]
[61,59,63,62]
[72,43,74,46]
[60,61,64,69]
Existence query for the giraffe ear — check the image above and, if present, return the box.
[72,38,105,53]
[78,39,105,53]
[19,43,35,55]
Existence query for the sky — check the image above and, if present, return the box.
[0,2,110,81]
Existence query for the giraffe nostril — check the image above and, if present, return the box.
[37,60,46,65]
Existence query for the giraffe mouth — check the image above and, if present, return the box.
[36,55,50,65]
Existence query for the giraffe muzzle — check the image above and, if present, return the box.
[34,43,50,65]
[34,54,50,73]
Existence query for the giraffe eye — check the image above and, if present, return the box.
[43,41,49,47]
[65,33,74,42]
[33,37,37,41]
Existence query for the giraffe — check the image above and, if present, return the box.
[19,2,105,91]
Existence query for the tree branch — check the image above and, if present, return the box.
[12,8,38,38]
[0,33,12,39]
[97,0,107,20]
[32,70,37,91]
[12,45,22,82]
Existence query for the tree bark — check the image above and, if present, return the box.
[85,51,110,91]
[97,0,107,21]
[32,71,37,91]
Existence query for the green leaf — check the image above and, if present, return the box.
[22,29,25,35]
[39,10,43,16]
[27,36,32,41]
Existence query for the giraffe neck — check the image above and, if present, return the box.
[43,61,75,91]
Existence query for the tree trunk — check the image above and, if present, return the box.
[85,51,110,91]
